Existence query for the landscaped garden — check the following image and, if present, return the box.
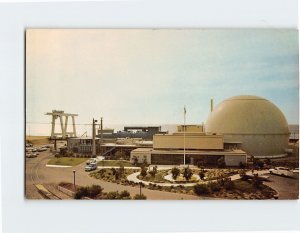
[88,165,277,199]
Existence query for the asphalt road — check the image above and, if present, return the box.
[264,173,299,199]
[25,151,202,200]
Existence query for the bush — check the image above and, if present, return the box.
[208,181,221,192]
[254,159,264,169]
[133,194,147,200]
[140,166,148,177]
[199,169,205,180]
[217,157,226,168]
[171,167,180,180]
[252,174,263,189]
[194,183,210,195]
[182,166,193,181]
[239,162,246,169]
[74,187,89,199]
[148,166,158,177]
[132,156,138,166]
[88,185,103,198]
[119,190,131,200]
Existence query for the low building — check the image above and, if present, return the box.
[67,137,101,154]
[130,132,247,167]
[97,126,168,140]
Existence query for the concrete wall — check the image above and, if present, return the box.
[177,125,204,132]
[224,155,247,166]
[130,150,151,164]
[224,134,289,157]
[153,134,224,150]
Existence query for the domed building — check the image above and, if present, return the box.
[206,95,290,158]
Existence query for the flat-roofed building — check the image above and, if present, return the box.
[177,124,204,133]
[130,131,247,167]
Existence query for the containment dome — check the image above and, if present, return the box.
[206,95,290,157]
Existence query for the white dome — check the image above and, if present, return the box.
[206,95,290,157]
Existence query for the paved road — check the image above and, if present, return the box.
[26,151,202,200]
[264,174,299,199]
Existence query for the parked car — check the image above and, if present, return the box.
[26,153,38,158]
[86,158,97,165]
[37,147,47,152]
[269,167,294,177]
[85,163,97,172]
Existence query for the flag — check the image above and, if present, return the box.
[184,106,186,115]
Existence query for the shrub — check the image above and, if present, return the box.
[140,166,148,177]
[148,166,158,177]
[239,162,246,169]
[182,166,193,181]
[217,157,226,168]
[194,183,210,195]
[171,167,180,180]
[208,181,221,192]
[88,185,103,198]
[224,179,235,190]
[239,169,248,181]
[252,173,263,189]
[119,190,131,200]
[199,169,205,180]
[106,191,119,199]
[254,159,264,169]
[133,194,147,200]
[74,187,89,199]
[132,156,138,166]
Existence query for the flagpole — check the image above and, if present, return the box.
[183,106,186,166]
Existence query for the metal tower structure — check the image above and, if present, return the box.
[46,110,78,139]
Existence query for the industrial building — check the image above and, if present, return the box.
[67,137,101,154]
[97,126,168,140]
[130,131,247,167]
[206,95,291,158]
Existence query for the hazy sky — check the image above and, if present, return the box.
[26,29,299,128]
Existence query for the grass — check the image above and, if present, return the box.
[48,157,88,166]
[138,170,169,183]
[97,160,134,167]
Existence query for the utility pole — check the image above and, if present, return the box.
[183,106,186,166]
[92,118,97,157]
[100,117,103,156]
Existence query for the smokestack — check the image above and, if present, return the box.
[210,98,214,112]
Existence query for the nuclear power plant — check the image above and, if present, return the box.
[206,95,291,158]
[60,95,294,166]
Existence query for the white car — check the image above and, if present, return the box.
[269,167,294,177]
[85,163,97,172]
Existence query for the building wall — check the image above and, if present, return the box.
[224,134,289,157]
[153,134,224,150]
[224,155,247,166]
[130,150,152,164]
[177,125,204,132]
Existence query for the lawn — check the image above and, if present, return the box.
[138,170,170,183]
[48,157,88,166]
[97,160,134,167]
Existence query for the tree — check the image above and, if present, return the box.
[182,166,193,181]
[132,156,138,166]
[252,173,263,189]
[140,166,148,177]
[199,169,205,180]
[149,166,157,177]
[171,167,180,180]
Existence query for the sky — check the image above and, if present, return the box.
[26,29,299,135]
